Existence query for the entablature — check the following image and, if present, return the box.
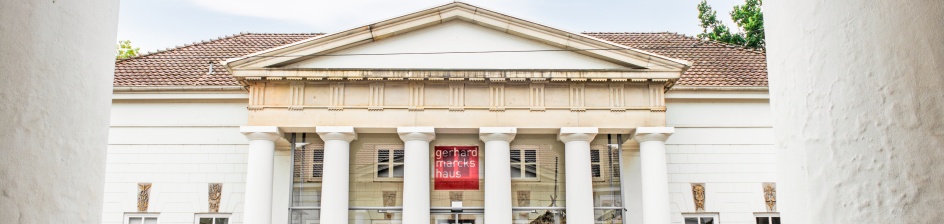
[232,69,680,83]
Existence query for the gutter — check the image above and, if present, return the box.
[669,86,769,91]
[113,86,247,92]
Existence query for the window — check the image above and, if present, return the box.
[311,149,324,178]
[294,144,324,182]
[590,149,603,180]
[755,213,780,224]
[683,213,720,224]
[376,148,404,179]
[124,213,158,224]
[195,213,230,224]
[510,149,537,179]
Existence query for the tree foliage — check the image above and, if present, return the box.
[116,40,140,59]
[697,0,765,50]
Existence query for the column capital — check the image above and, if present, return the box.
[316,126,357,142]
[240,126,283,141]
[397,126,436,142]
[479,127,517,142]
[558,127,598,143]
[633,127,675,142]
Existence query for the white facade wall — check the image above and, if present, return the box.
[103,95,255,224]
[102,90,778,224]
[658,91,776,224]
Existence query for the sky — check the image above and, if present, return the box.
[117,0,745,52]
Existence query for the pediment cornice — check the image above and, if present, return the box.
[223,2,691,80]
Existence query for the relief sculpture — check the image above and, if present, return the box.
[692,183,706,212]
[209,183,222,213]
[137,183,152,212]
[763,182,777,212]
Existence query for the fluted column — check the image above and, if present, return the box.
[634,127,674,224]
[316,126,357,224]
[558,127,598,224]
[479,127,517,224]
[397,127,436,224]
[240,126,283,224]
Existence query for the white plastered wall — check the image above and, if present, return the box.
[103,97,261,224]
[622,91,777,224]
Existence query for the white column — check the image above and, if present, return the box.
[558,127,598,224]
[240,126,283,224]
[0,1,117,223]
[634,127,674,224]
[397,127,436,224]
[317,126,357,224]
[767,2,944,223]
[479,127,517,224]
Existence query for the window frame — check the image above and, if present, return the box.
[510,148,540,181]
[753,212,780,224]
[193,213,231,224]
[682,212,721,224]
[124,213,159,224]
[374,146,405,181]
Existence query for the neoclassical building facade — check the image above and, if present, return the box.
[105,2,775,224]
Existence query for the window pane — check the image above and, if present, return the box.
[129,218,143,224]
[312,164,323,177]
[525,164,537,178]
[199,218,213,224]
[392,164,404,178]
[590,150,600,162]
[510,164,521,178]
[216,218,229,224]
[771,217,780,224]
[393,150,404,163]
[510,150,521,163]
[756,217,770,224]
[591,164,601,178]
[685,217,699,224]
[143,217,157,224]
[378,150,389,162]
[313,150,324,163]
[701,217,714,224]
[524,150,536,163]
[377,164,389,177]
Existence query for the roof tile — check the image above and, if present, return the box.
[114,32,767,87]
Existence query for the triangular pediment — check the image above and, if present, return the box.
[223,2,690,74]
[285,20,629,70]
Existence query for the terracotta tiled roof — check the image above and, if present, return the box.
[585,32,768,86]
[114,32,767,87]
[114,33,322,86]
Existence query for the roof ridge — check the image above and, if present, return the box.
[119,32,254,61]
[581,31,675,34]
[668,32,767,55]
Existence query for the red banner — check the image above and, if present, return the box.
[434,146,479,190]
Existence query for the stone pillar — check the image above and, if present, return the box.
[634,127,674,224]
[240,126,283,224]
[479,127,517,224]
[0,1,117,223]
[558,127,598,224]
[317,126,357,224]
[766,1,944,223]
[398,127,436,224]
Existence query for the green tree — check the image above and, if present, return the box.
[730,0,765,49]
[116,40,140,59]
[697,0,765,50]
